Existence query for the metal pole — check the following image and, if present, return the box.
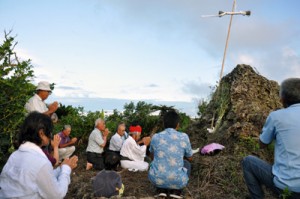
[219,0,236,82]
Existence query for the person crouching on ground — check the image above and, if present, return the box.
[92,150,125,198]
[242,78,300,199]
[120,125,151,171]
[109,122,128,153]
[58,124,77,161]
[0,112,78,198]
[86,118,109,170]
[148,110,193,199]
[105,122,128,170]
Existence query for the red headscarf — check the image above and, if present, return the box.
[129,125,142,133]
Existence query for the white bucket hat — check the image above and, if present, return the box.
[36,81,51,91]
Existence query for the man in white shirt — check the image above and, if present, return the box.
[109,122,128,152]
[25,81,59,117]
[105,122,128,170]
[120,125,151,171]
[86,118,109,170]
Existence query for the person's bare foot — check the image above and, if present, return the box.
[86,162,93,170]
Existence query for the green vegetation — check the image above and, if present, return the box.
[0,31,35,169]
[197,82,231,131]
[203,81,230,131]
[197,98,208,117]
[211,82,231,131]
[281,187,292,199]
[239,136,260,152]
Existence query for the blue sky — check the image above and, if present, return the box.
[1,0,299,117]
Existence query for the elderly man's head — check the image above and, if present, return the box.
[117,122,126,136]
[36,81,52,101]
[95,118,106,131]
[129,125,142,141]
[280,78,300,108]
[62,125,71,137]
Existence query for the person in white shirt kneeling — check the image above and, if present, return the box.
[120,125,151,171]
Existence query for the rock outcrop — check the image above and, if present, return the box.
[187,64,282,198]
[194,64,282,143]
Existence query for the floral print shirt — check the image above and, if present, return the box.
[148,128,193,189]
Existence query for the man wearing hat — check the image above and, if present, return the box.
[120,124,151,171]
[25,81,59,116]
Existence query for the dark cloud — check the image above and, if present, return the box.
[181,79,213,98]
[57,86,80,90]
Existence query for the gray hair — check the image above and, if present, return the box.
[63,124,71,130]
[95,118,104,127]
[117,122,125,129]
[280,78,300,107]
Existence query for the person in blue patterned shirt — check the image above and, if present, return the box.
[148,110,193,199]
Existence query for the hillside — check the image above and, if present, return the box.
[186,64,282,198]
[66,64,282,199]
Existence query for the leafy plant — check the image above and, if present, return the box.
[281,187,292,199]
[108,101,160,137]
[53,106,104,151]
[197,98,208,117]
[178,112,191,132]
[105,102,190,136]
[0,31,35,171]
[239,136,260,152]
[211,82,231,131]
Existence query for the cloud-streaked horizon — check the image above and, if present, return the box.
[1,0,299,116]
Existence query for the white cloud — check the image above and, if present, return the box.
[15,47,41,65]
[232,54,256,67]
[283,47,297,57]
[282,47,300,77]
[250,46,300,83]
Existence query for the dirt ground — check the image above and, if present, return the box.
[65,150,215,199]
[65,147,276,199]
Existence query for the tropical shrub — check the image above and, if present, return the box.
[0,31,35,170]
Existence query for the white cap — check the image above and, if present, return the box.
[36,81,51,91]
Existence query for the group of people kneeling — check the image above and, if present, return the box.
[0,81,193,199]
[85,110,193,198]
[0,109,193,199]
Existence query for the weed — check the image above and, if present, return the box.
[239,136,260,152]
[213,82,231,131]
[281,187,292,199]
